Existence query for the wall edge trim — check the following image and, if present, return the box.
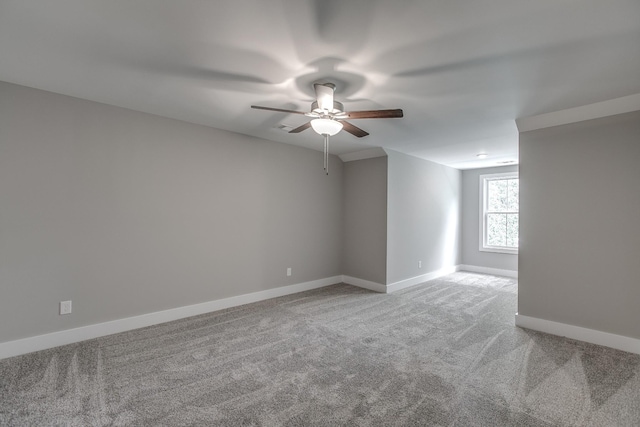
[342,275,387,293]
[458,264,518,278]
[386,265,460,293]
[516,93,640,132]
[0,276,342,360]
[515,313,640,355]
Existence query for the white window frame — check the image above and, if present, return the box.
[479,172,519,255]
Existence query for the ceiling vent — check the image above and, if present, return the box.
[276,124,293,132]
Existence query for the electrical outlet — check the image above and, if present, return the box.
[286,268,292,277]
[60,300,72,315]
[418,261,422,268]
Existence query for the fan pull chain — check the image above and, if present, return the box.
[323,134,329,175]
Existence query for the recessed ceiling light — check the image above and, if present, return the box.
[477,153,488,159]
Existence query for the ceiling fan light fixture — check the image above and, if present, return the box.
[310,118,343,136]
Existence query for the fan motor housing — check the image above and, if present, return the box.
[311,100,344,115]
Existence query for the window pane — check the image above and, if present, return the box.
[487,213,506,246]
[506,214,518,247]
[507,179,519,211]
[488,180,508,211]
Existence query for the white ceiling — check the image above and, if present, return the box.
[1,1,639,169]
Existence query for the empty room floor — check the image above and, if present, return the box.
[1,272,638,426]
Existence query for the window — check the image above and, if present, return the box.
[480,172,519,254]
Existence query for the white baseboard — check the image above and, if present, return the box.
[459,264,518,278]
[386,265,460,293]
[0,276,342,360]
[341,275,387,293]
[515,313,640,355]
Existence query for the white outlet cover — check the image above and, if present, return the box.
[60,300,72,315]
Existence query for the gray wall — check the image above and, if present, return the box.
[343,157,387,284]
[0,81,343,343]
[386,150,461,284]
[461,165,519,272]
[519,110,640,339]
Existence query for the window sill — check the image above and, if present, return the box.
[480,246,518,255]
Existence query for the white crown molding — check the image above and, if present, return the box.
[338,147,387,163]
[516,93,640,132]
[515,313,640,355]
[0,276,342,360]
[458,264,518,278]
[386,265,460,293]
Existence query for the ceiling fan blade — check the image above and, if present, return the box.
[251,105,307,115]
[343,109,404,119]
[314,83,335,111]
[338,120,369,138]
[289,122,312,133]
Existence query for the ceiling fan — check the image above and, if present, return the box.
[251,83,403,174]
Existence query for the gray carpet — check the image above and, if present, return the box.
[1,272,639,426]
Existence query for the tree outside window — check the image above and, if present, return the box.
[480,173,518,254]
